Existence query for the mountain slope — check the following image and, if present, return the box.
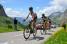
[49,12,64,25]
[0,4,23,33]
[0,4,7,16]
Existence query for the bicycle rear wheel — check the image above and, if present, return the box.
[33,28,37,37]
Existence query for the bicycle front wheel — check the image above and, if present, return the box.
[23,28,30,40]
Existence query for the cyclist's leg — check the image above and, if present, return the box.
[31,18,37,29]
[29,20,34,33]
[43,21,46,29]
[33,20,36,28]
[42,21,47,34]
[31,20,36,29]
[31,20,35,28]
[29,20,33,29]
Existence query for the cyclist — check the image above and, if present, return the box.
[41,14,48,31]
[41,14,47,23]
[24,7,37,33]
[62,22,66,31]
[14,17,18,31]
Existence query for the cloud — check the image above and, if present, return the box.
[5,8,26,18]
[4,0,67,18]
[51,0,67,6]
[0,0,6,3]
[38,0,67,16]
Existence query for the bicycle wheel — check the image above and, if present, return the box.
[23,27,30,39]
[40,29,44,35]
[33,28,37,37]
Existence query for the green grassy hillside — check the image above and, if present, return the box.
[0,16,23,33]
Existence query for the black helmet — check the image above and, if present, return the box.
[42,14,45,16]
[29,7,33,11]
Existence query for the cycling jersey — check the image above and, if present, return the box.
[42,16,47,22]
[30,12,37,21]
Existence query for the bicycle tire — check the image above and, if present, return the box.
[23,28,30,40]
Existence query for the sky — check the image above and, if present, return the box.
[0,0,67,18]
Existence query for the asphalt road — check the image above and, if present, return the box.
[0,28,60,44]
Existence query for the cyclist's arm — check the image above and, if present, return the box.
[26,13,30,20]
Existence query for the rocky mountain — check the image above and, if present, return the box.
[49,9,67,25]
[0,4,7,16]
[0,4,23,32]
[49,11,64,25]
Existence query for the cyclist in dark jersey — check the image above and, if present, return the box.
[41,14,48,30]
[25,7,37,30]
[42,14,47,22]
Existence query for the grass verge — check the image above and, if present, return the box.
[0,26,23,33]
[44,27,67,44]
